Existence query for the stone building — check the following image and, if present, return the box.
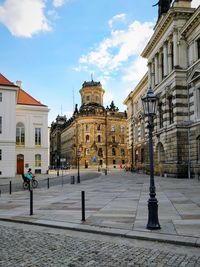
[56,80,128,169]
[124,0,200,178]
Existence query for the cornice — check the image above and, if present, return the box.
[180,6,200,37]
[141,7,194,58]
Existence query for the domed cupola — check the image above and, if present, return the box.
[79,79,105,106]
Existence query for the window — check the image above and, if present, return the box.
[197,38,200,59]
[121,149,125,156]
[135,126,138,142]
[97,124,101,131]
[86,135,90,143]
[113,159,116,165]
[158,103,164,128]
[121,136,125,144]
[97,135,101,142]
[16,122,25,145]
[85,124,90,132]
[35,154,41,167]
[112,148,116,156]
[98,148,103,156]
[0,149,2,160]
[197,136,200,161]
[35,128,41,145]
[168,97,174,124]
[120,126,125,133]
[0,117,2,134]
[111,125,115,132]
[112,136,115,143]
[85,148,90,155]
[141,148,145,163]
[95,95,99,102]
[0,92,2,102]
[86,95,90,102]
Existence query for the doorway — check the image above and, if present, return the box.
[17,154,24,174]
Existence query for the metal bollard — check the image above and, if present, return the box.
[105,169,107,175]
[30,189,33,215]
[47,177,50,189]
[0,190,1,197]
[71,176,75,184]
[57,170,59,176]
[81,191,85,221]
[9,181,12,194]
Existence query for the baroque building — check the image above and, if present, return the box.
[124,0,200,178]
[50,80,128,169]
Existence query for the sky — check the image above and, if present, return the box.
[0,0,199,125]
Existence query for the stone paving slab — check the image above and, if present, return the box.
[1,171,200,247]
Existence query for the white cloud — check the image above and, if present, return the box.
[53,0,65,7]
[108,13,126,28]
[0,0,51,38]
[191,0,200,8]
[123,57,147,82]
[78,20,153,78]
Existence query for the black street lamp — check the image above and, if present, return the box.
[141,87,161,230]
[77,147,81,183]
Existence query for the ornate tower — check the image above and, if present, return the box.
[79,80,105,106]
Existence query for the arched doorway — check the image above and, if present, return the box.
[17,154,24,174]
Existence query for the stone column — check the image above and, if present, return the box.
[154,54,158,85]
[168,40,172,73]
[163,41,168,77]
[158,50,163,83]
[151,60,155,88]
[173,30,179,67]
[148,62,152,88]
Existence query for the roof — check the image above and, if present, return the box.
[17,88,47,107]
[0,73,18,87]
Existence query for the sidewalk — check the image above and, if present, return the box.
[0,171,200,247]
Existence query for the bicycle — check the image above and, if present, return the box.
[22,174,38,190]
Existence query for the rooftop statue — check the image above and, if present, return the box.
[153,0,172,19]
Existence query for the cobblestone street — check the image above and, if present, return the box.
[1,221,200,267]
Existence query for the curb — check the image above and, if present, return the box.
[1,217,199,248]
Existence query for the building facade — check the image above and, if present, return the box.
[0,73,49,178]
[124,0,200,178]
[50,80,128,169]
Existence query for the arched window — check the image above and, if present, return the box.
[35,154,41,167]
[85,124,90,132]
[16,122,25,145]
[98,148,103,156]
[97,135,101,142]
[86,135,90,143]
[111,125,115,132]
[197,136,200,161]
[112,148,116,156]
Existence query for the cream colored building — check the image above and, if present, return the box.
[124,0,200,177]
[59,80,128,169]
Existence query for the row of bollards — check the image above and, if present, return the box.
[29,188,85,221]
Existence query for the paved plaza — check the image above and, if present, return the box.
[0,170,200,247]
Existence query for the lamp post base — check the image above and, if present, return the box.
[147,197,161,230]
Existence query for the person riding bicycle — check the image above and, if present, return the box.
[25,168,34,190]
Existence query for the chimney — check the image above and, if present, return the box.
[16,80,22,88]
[173,0,192,8]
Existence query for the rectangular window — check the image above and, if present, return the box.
[86,95,90,102]
[0,149,2,160]
[197,38,200,59]
[35,154,41,167]
[0,92,2,102]
[0,117,2,134]
[35,128,41,145]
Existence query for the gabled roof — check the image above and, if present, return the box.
[0,73,18,87]
[17,88,47,107]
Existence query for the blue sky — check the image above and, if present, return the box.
[0,0,199,124]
